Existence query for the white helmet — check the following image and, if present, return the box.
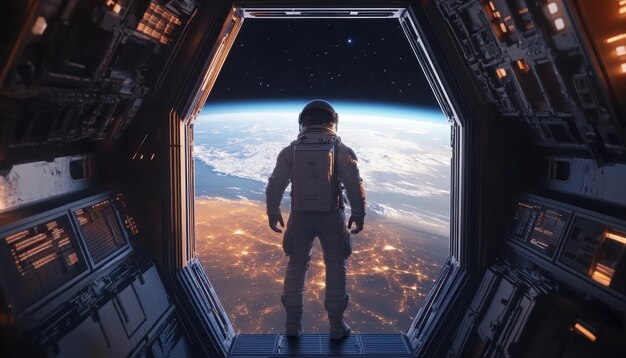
[298,100,339,129]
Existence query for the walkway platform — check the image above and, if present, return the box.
[229,333,414,357]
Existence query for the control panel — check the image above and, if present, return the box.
[507,194,626,311]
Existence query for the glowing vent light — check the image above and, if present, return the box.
[105,0,121,13]
[620,6,626,14]
[499,22,508,33]
[554,18,565,31]
[32,16,47,35]
[573,322,597,342]
[494,11,501,18]
[621,63,626,73]
[548,2,558,14]
[516,59,530,72]
[489,1,496,11]
[137,1,182,45]
[496,67,507,79]
[617,46,626,56]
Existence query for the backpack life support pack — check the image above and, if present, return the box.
[291,134,341,212]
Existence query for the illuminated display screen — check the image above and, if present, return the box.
[0,215,88,312]
[511,201,570,257]
[112,193,139,237]
[74,199,127,264]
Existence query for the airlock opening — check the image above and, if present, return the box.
[183,6,460,340]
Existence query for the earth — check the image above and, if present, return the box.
[194,101,451,333]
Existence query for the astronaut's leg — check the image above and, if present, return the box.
[281,292,305,337]
[281,212,315,337]
[318,210,352,340]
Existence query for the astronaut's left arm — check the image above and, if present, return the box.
[337,145,366,217]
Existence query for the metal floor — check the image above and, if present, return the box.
[228,334,414,357]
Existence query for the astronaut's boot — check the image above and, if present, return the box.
[325,295,350,340]
[281,295,303,337]
[328,312,351,340]
[285,310,303,337]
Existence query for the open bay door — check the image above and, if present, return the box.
[167,6,243,357]
[170,3,464,357]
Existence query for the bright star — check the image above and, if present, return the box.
[347,38,353,44]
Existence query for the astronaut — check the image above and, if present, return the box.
[265,100,366,340]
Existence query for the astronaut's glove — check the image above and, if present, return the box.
[268,213,285,233]
[348,214,365,234]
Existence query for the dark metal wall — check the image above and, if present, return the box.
[1,0,625,357]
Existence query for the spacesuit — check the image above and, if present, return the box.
[265,100,366,340]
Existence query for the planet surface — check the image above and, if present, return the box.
[194,101,451,334]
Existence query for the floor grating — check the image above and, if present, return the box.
[229,333,413,357]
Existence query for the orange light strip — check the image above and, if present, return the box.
[591,265,613,286]
[573,323,597,342]
[516,59,530,72]
[606,231,626,244]
[607,34,626,43]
